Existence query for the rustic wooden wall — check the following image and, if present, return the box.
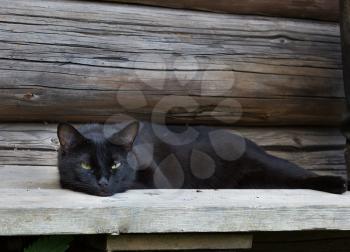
[0,0,344,125]
[106,0,339,21]
[0,0,348,243]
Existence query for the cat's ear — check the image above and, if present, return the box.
[57,123,85,151]
[108,121,139,150]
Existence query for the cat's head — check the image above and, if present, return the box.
[57,122,139,196]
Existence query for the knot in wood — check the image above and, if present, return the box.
[23,92,38,101]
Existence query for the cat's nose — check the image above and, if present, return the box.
[98,177,109,188]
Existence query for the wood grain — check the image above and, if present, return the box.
[0,0,344,125]
[1,189,350,235]
[106,0,340,21]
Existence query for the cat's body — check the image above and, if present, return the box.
[57,121,347,196]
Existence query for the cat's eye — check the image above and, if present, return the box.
[81,162,91,170]
[111,161,121,170]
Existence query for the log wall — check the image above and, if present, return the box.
[0,0,344,125]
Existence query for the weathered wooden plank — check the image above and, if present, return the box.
[106,0,339,21]
[0,0,344,125]
[0,165,59,189]
[0,189,350,235]
[0,124,58,150]
[237,127,345,150]
[0,150,57,166]
[268,150,346,176]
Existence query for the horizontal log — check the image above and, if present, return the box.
[0,124,58,151]
[107,0,339,21]
[0,124,345,185]
[0,150,57,166]
[1,189,350,235]
[0,124,345,150]
[268,150,345,175]
[0,0,344,125]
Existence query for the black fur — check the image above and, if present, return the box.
[57,121,347,196]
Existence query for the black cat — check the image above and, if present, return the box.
[57,121,347,196]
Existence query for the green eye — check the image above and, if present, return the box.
[111,161,121,170]
[81,162,91,170]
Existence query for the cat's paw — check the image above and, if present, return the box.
[305,176,347,194]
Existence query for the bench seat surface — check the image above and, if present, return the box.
[1,188,350,235]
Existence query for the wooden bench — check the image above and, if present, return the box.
[1,0,350,251]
